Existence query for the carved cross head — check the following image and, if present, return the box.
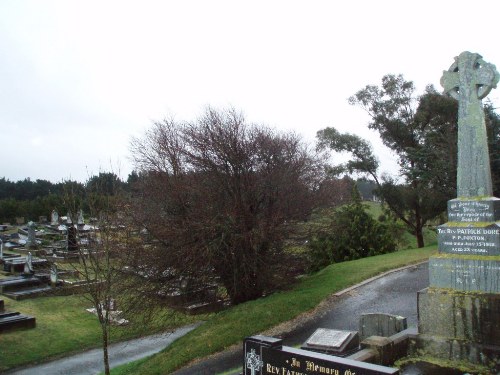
[246,348,263,375]
[441,51,499,101]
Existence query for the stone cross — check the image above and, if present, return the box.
[441,51,499,197]
[246,348,263,375]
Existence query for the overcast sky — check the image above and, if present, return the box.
[1,0,500,183]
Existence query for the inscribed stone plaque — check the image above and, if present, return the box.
[302,328,359,355]
[306,328,350,348]
[438,224,500,256]
[429,256,500,293]
[447,198,500,222]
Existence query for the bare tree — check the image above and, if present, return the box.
[130,107,326,304]
[62,177,143,375]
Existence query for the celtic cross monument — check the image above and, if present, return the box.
[441,51,499,197]
[416,52,500,371]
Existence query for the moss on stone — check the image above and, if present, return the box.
[455,196,494,201]
[440,221,500,227]
[395,355,490,374]
[431,253,500,261]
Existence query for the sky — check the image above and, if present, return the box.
[1,0,500,183]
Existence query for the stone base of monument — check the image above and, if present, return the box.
[418,288,500,345]
[409,334,500,372]
[415,287,500,371]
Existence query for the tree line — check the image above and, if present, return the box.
[0,173,132,223]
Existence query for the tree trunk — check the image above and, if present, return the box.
[102,324,110,375]
[416,227,425,248]
[414,202,425,248]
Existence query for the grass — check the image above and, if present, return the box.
[0,295,202,372]
[111,245,437,375]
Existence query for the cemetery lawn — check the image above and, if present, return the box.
[111,245,437,375]
[0,295,202,372]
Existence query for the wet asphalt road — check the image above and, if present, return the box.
[173,262,430,375]
[6,323,201,375]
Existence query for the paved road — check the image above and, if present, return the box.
[173,262,430,375]
[6,323,202,375]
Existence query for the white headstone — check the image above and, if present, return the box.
[24,252,33,273]
[51,210,59,226]
[77,210,85,225]
[50,264,58,284]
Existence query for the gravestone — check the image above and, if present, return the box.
[51,210,59,226]
[416,52,500,369]
[25,221,37,249]
[50,264,58,285]
[67,225,78,251]
[77,209,84,229]
[244,335,399,375]
[23,252,33,274]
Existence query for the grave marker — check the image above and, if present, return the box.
[301,328,359,355]
[26,221,37,249]
[23,252,33,274]
[51,210,59,226]
[244,336,399,375]
[441,51,499,197]
[416,52,500,370]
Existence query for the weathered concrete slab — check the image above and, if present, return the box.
[438,223,500,256]
[429,255,500,293]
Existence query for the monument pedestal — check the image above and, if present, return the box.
[414,51,500,372]
[418,288,500,346]
[417,198,500,370]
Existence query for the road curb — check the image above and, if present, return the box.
[333,260,429,297]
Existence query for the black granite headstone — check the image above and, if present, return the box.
[244,335,399,375]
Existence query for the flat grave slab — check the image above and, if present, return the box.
[3,285,52,300]
[0,311,36,332]
[301,328,359,355]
